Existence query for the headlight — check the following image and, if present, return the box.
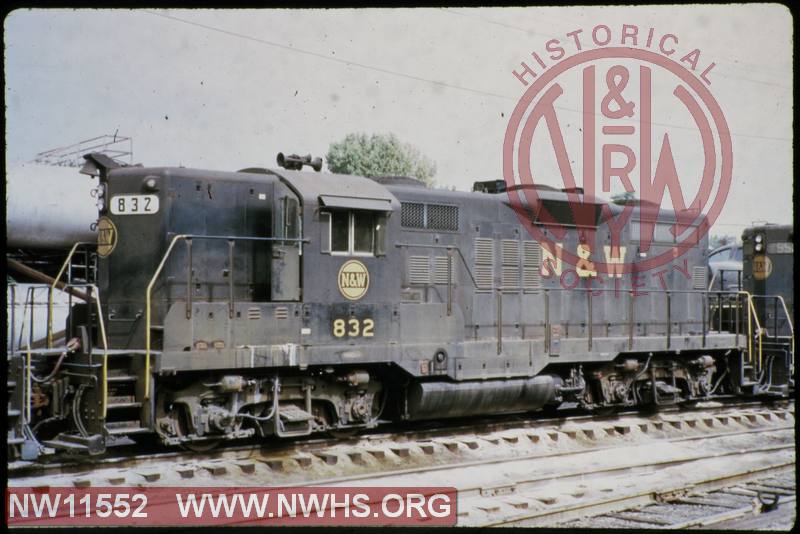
[755,243,763,252]
[755,234,763,244]
[92,183,107,212]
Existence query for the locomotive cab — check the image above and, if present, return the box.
[91,162,304,352]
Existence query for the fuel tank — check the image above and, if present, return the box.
[6,163,98,249]
[406,375,557,420]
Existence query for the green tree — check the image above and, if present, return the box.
[326,133,436,186]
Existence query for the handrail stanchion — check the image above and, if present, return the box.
[735,292,740,346]
[775,296,794,365]
[45,286,53,349]
[86,284,110,420]
[228,240,236,319]
[774,297,779,337]
[29,287,35,350]
[446,250,453,317]
[701,291,707,348]
[26,344,32,424]
[496,288,502,355]
[544,290,550,353]
[628,290,634,350]
[587,290,593,351]
[185,239,193,319]
[666,291,671,350]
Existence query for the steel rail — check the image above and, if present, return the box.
[481,447,795,527]
[289,425,795,489]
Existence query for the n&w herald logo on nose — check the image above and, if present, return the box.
[338,260,370,300]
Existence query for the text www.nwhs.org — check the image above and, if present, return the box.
[7,487,458,526]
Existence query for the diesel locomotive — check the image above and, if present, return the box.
[7,153,794,457]
[742,224,794,327]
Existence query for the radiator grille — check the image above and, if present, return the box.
[401,202,459,232]
[692,266,708,290]
[426,204,459,232]
[408,255,431,285]
[501,240,520,292]
[247,307,261,320]
[501,265,519,291]
[522,241,542,290]
[474,238,494,291]
[433,255,457,285]
[400,202,425,229]
[501,239,519,265]
[274,307,289,319]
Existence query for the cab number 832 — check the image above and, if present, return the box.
[333,318,374,338]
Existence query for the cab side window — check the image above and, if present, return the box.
[353,211,375,253]
[330,210,349,253]
[322,209,386,256]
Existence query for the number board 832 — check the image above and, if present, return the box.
[332,318,375,338]
[110,194,160,215]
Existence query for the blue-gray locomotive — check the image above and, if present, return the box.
[7,153,793,456]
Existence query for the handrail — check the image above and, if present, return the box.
[707,270,718,292]
[777,296,794,365]
[749,294,794,368]
[707,268,743,292]
[736,291,763,370]
[398,239,750,356]
[48,242,95,348]
[145,234,189,400]
[144,233,309,400]
[394,242,478,288]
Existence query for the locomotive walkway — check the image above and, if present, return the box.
[9,401,795,529]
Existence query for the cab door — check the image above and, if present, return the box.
[271,190,302,301]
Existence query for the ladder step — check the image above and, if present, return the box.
[44,433,105,454]
[8,409,21,417]
[107,375,137,383]
[8,381,17,389]
[7,437,25,445]
[278,404,314,423]
[107,402,142,410]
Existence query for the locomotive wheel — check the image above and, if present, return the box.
[169,403,223,453]
[182,437,222,453]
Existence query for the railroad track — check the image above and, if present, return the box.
[557,471,796,529]
[9,401,793,500]
[7,399,781,479]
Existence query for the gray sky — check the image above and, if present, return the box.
[4,6,793,235]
